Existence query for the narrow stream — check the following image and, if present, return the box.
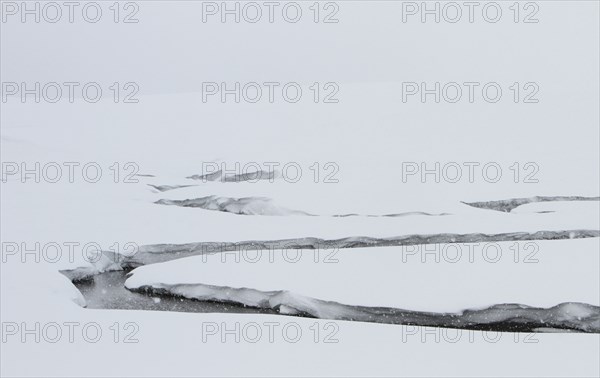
[74,270,278,315]
[71,271,597,333]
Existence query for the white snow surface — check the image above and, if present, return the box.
[124,238,600,314]
[2,2,600,377]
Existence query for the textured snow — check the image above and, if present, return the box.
[463,196,600,213]
[155,195,310,216]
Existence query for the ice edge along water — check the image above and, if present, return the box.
[125,280,600,333]
[61,228,600,333]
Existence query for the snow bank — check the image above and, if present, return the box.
[155,195,311,216]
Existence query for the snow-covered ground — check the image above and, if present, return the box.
[2,1,599,376]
